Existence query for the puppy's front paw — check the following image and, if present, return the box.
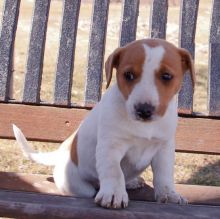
[95,187,129,209]
[156,190,188,205]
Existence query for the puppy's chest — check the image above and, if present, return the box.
[122,138,163,177]
[120,115,175,141]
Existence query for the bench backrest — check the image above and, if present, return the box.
[0,0,220,155]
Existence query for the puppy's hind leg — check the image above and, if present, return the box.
[53,154,96,198]
[126,176,145,190]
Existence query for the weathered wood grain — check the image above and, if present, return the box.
[176,116,220,155]
[0,103,89,142]
[23,0,51,103]
[119,0,139,47]
[84,0,109,105]
[1,104,220,154]
[149,0,168,39]
[0,0,20,101]
[178,0,199,113]
[54,0,81,106]
[208,0,220,116]
[0,189,219,219]
[0,172,219,206]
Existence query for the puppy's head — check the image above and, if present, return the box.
[105,39,195,122]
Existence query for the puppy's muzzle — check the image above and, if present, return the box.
[134,102,155,121]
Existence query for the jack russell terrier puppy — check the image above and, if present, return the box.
[13,38,195,209]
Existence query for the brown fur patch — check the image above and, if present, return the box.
[178,48,195,88]
[105,41,146,100]
[155,44,184,116]
[116,42,146,100]
[105,39,195,116]
[151,40,195,116]
[129,39,195,117]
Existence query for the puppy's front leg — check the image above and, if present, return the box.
[151,138,187,204]
[95,141,128,209]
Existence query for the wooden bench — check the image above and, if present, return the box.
[0,0,220,218]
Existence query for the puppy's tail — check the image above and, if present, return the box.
[12,124,59,166]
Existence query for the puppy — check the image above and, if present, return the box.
[13,38,195,209]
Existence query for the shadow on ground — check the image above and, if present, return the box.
[183,160,220,186]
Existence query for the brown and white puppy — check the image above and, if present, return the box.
[13,38,195,209]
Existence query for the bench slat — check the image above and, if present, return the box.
[208,0,220,116]
[119,0,139,47]
[0,172,219,206]
[0,103,89,143]
[178,0,199,113]
[149,0,168,39]
[0,0,20,101]
[84,0,109,105]
[175,116,220,154]
[1,103,220,155]
[0,189,219,219]
[23,0,51,103]
[54,0,81,106]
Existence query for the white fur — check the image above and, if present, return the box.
[13,42,187,209]
[13,124,58,166]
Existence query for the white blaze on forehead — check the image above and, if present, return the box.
[140,44,165,106]
[126,44,165,118]
[143,44,165,73]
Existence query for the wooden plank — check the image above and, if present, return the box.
[208,0,220,116]
[0,0,20,101]
[84,0,110,105]
[178,0,199,113]
[149,0,168,39]
[176,116,220,155]
[54,0,81,106]
[0,172,219,206]
[130,183,220,206]
[1,103,220,154]
[23,0,51,103]
[0,103,89,142]
[175,184,220,206]
[0,172,58,195]
[119,0,139,47]
[0,189,219,219]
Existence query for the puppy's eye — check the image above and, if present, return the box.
[161,72,173,81]
[124,71,135,82]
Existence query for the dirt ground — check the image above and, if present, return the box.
[0,0,219,186]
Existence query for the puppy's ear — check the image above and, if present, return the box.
[105,47,123,88]
[178,48,196,89]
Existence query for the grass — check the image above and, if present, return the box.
[0,0,219,186]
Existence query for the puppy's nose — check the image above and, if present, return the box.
[135,102,155,120]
